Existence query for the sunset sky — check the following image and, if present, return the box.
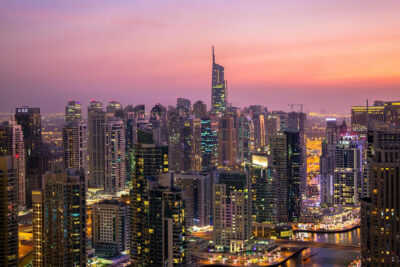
[1,0,400,113]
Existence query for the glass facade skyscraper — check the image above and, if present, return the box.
[211,46,227,116]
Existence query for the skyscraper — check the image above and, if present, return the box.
[247,154,277,224]
[130,143,169,265]
[87,101,106,188]
[62,122,87,176]
[174,173,210,228]
[0,121,26,207]
[15,107,43,208]
[287,111,307,197]
[211,46,227,116]
[361,127,400,265]
[33,169,86,267]
[0,156,18,267]
[147,181,186,266]
[285,128,302,222]
[333,135,363,206]
[320,118,340,207]
[218,114,237,167]
[201,116,217,171]
[103,118,125,194]
[65,100,83,124]
[213,170,251,252]
[269,133,288,222]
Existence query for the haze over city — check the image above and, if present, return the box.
[1,0,400,113]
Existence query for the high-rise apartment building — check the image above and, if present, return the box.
[247,154,277,224]
[213,170,251,252]
[174,173,210,228]
[269,133,288,222]
[361,127,400,265]
[287,111,307,197]
[218,114,237,167]
[0,121,26,207]
[211,46,227,116]
[92,200,130,258]
[65,100,83,124]
[130,143,169,265]
[333,135,363,206]
[201,117,217,170]
[15,107,43,208]
[103,118,125,194]
[0,156,18,267]
[88,101,106,188]
[62,122,87,174]
[33,169,86,267]
[147,181,186,266]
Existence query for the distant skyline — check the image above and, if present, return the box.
[1,0,400,114]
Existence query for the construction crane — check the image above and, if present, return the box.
[288,104,304,112]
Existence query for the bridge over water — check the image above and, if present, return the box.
[273,239,361,252]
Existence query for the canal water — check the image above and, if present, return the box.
[282,228,361,267]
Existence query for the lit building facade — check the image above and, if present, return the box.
[213,170,251,252]
[361,128,400,265]
[65,100,83,124]
[211,46,227,116]
[218,114,237,167]
[33,169,86,267]
[0,156,18,267]
[0,121,26,207]
[92,200,130,258]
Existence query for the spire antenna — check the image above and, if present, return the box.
[212,46,215,63]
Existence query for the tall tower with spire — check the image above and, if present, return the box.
[211,46,227,116]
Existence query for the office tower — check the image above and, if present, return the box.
[218,114,237,167]
[333,135,363,206]
[211,46,227,116]
[0,121,26,207]
[92,200,130,258]
[213,170,251,252]
[252,113,266,152]
[320,118,340,207]
[167,107,182,172]
[285,128,302,222]
[0,157,18,267]
[103,118,125,194]
[15,107,43,208]
[361,128,400,265]
[287,111,307,197]
[33,169,86,267]
[174,173,210,227]
[180,117,194,172]
[351,104,385,134]
[146,180,186,266]
[201,117,217,171]
[276,111,288,131]
[65,100,83,124]
[130,143,169,264]
[384,101,400,126]
[62,123,87,174]
[247,154,277,224]
[177,98,191,116]
[150,103,168,145]
[269,133,288,222]
[237,114,251,164]
[87,101,106,188]
[192,100,207,119]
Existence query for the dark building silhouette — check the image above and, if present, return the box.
[15,107,43,208]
